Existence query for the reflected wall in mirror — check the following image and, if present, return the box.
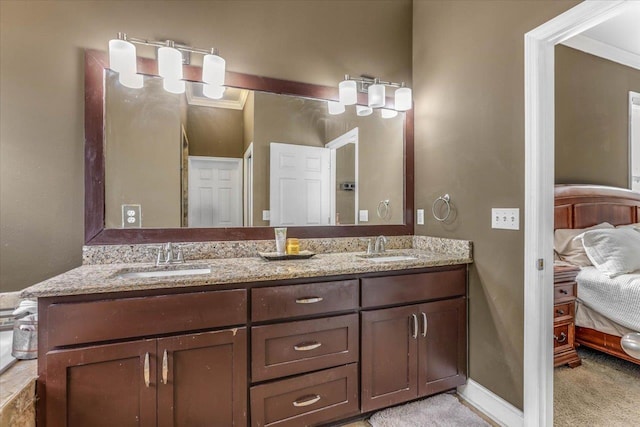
[104,71,404,229]
[85,49,414,244]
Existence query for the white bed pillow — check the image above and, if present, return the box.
[554,222,614,266]
[616,222,640,232]
[582,228,640,278]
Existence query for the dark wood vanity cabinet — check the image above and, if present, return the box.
[40,290,248,427]
[39,265,468,427]
[360,269,467,413]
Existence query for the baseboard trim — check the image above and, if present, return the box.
[457,379,524,427]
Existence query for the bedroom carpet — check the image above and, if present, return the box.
[554,346,640,426]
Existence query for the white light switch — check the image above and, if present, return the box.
[262,210,270,221]
[491,208,520,230]
[416,209,425,225]
[359,210,369,222]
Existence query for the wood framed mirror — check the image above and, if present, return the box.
[85,49,414,245]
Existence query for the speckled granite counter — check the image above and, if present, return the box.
[0,360,36,427]
[21,242,472,298]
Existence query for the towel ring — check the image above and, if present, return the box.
[432,194,451,222]
[377,200,391,220]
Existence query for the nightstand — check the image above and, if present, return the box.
[553,264,581,368]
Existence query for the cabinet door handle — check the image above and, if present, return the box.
[294,341,322,351]
[411,314,418,339]
[556,309,565,315]
[162,350,168,385]
[143,352,150,388]
[554,332,567,343]
[295,296,323,304]
[421,312,428,337]
[292,394,321,407]
[559,289,568,295]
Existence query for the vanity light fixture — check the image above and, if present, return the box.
[336,75,412,113]
[356,105,373,117]
[380,108,398,119]
[327,101,345,115]
[108,33,226,97]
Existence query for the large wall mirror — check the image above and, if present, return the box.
[85,50,414,244]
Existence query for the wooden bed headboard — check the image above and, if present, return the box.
[555,184,640,230]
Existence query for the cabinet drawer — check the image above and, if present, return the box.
[361,267,465,308]
[553,322,573,353]
[554,283,576,302]
[252,314,358,382]
[252,280,358,322]
[47,289,247,347]
[250,364,359,427]
[553,302,574,322]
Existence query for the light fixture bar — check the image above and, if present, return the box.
[342,75,407,89]
[115,33,220,58]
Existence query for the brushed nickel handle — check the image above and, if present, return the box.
[411,314,418,339]
[295,296,323,304]
[292,394,321,407]
[162,350,168,385]
[294,341,322,351]
[554,332,567,343]
[556,309,565,315]
[143,352,150,387]
[421,312,428,337]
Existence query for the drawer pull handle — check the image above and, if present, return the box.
[411,314,418,339]
[294,341,322,351]
[295,296,323,304]
[559,289,568,295]
[292,394,321,407]
[143,352,150,387]
[554,332,567,343]
[556,309,565,316]
[421,312,428,337]
[162,350,168,385]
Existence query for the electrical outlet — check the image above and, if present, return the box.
[359,210,369,222]
[122,204,141,228]
[491,208,520,230]
[262,210,270,221]
[417,209,425,225]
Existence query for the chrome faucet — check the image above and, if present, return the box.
[374,235,388,254]
[155,242,184,266]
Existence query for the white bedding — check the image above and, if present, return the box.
[576,266,640,332]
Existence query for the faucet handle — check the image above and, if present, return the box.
[360,238,374,255]
[176,247,184,262]
[156,247,166,265]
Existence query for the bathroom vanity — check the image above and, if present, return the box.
[24,249,470,427]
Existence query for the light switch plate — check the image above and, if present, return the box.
[122,204,141,228]
[416,209,425,225]
[359,210,369,222]
[491,208,520,230]
[262,210,270,221]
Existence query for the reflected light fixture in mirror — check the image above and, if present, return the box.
[328,101,345,115]
[356,105,373,116]
[381,108,398,119]
[333,75,412,116]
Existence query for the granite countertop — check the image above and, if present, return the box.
[21,248,472,298]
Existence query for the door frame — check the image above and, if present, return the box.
[326,128,359,225]
[629,91,640,190]
[523,1,632,426]
[243,143,254,227]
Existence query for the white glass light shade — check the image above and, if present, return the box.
[109,39,137,75]
[158,47,183,80]
[380,108,398,119]
[119,73,144,89]
[163,79,185,94]
[356,105,372,117]
[203,84,226,99]
[368,83,385,108]
[202,54,226,86]
[339,80,357,105]
[327,101,345,115]
[395,87,412,111]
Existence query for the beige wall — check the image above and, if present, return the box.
[412,0,578,409]
[0,0,411,292]
[187,105,244,158]
[105,72,182,229]
[555,45,640,188]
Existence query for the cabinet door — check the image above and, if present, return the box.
[46,339,157,427]
[361,305,418,412]
[157,328,247,427]
[418,298,467,396]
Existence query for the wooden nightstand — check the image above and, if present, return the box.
[553,265,581,368]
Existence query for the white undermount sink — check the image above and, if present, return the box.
[357,254,418,263]
[117,266,212,279]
